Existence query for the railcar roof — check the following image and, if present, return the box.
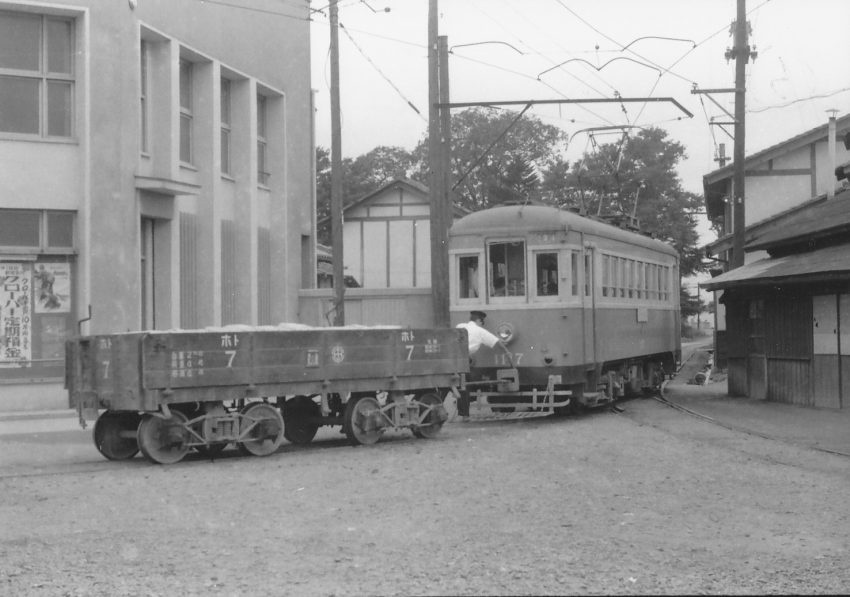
[450,205,678,257]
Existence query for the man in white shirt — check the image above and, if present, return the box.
[456,310,501,356]
[454,311,513,417]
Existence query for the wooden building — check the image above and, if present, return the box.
[301,179,466,326]
[702,185,850,409]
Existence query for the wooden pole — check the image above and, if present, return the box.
[428,0,449,327]
[731,0,748,268]
[330,0,345,324]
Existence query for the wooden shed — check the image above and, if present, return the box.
[702,187,850,408]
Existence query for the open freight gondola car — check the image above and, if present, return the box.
[66,326,468,464]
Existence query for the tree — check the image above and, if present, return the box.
[315,145,415,245]
[411,107,567,212]
[315,116,705,278]
[555,128,705,277]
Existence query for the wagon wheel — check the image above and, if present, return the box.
[342,395,384,446]
[137,410,191,465]
[283,395,321,445]
[412,392,445,439]
[237,402,284,457]
[92,411,141,460]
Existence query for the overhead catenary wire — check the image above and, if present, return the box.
[338,22,426,120]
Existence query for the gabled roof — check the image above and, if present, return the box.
[342,177,430,215]
[317,177,469,226]
[703,114,850,186]
[703,114,850,220]
[746,187,850,252]
[702,242,850,292]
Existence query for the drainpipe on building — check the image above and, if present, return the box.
[828,110,837,199]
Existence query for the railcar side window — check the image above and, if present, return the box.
[535,252,558,296]
[600,253,671,303]
[488,241,525,297]
[458,255,479,299]
[570,251,579,296]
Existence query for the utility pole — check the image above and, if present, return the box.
[727,0,754,269]
[330,0,345,325]
[428,0,450,327]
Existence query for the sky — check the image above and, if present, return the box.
[308,0,850,245]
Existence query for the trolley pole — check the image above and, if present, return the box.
[330,0,345,324]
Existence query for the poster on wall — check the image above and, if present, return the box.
[33,263,71,314]
[0,263,32,367]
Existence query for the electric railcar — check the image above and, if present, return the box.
[448,204,681,413]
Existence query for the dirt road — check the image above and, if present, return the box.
[2,397,849,596]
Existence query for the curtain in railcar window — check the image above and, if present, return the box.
[458,255,479,299]
[536,252,558,296]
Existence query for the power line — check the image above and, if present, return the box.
[747,87,850,113]
[338,22,426,120]
[194,0,310,21]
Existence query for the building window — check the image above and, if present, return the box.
[140,40,149,153]
[257,94,269,185]
[0,209,75,252]
[0,11,74,137]
[179,59,193,164]
[221,78,231,175]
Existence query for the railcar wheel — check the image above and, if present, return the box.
[93,411,141,460]
[412,392,445,439]
[342,395,383,446]
[283,395,321,445]
[237,402,284,457]
[137,411,191,465]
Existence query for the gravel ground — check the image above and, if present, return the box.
[1,396,849,596]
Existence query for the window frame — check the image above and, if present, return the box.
[257,93,269,186]
[139,39,149,154]
[486,238,526,301]
[220,77,232,176]
[179,58,193,165]
[0,209,76,255]
[531,249,561,302]
[0,10,75,139]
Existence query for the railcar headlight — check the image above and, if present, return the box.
[496,322,514,344]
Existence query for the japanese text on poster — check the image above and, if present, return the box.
[0,263,32,367]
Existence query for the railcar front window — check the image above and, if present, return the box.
[458,255,479,299]
[535,252,558,296]
[488,241,525,298]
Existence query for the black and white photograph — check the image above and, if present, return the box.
[1,1,849,595]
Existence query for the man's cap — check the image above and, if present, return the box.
[470,310,487,320]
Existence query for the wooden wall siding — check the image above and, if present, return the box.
[257,228,271,325]
[727,357,748,396]
[220,220,238,326]
[747,355,767,400]
[766,296,812,358]
[813,355,841,408]
[180,213,200,329]
[767,358,811,405]
[841,355,850,410]
[724,299,750,358]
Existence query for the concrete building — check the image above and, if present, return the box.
[0,0,315,411]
